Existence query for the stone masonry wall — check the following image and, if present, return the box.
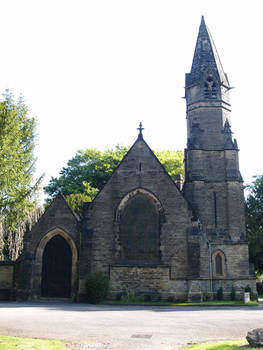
[0,262,15,300]
[16,194,80,300]
[80,137,195,299]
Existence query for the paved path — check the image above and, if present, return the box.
[0,302,262,349]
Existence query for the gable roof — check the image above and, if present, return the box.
[91,132,184,202]
[32,192,81,230]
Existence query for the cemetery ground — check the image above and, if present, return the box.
[1,301,263,349]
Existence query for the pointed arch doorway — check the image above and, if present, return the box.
[41,234,72,297]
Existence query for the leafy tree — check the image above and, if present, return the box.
[65,193,93,216]
[153,149,184,180]
[44,145,129,200]
[44,146,184,216]
[245,175,263,272]
[0,91,42,260]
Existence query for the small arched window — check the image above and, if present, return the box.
[204,75,217,99]
[213,250,225,277]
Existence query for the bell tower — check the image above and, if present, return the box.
[184,17,245,242]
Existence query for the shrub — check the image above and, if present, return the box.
[115,293,122,301]
[85,272,109,304]
[143,294,152,302]
[216,287,223,300]
[245,284,252,293]
[203,292,212,301]
[167,296,175,303]
[120,288,143,303]
[230,285,236,301]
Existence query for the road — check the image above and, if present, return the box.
[0,302,262,349]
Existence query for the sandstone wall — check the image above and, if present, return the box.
[0,262,14,300]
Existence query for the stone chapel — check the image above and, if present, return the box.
[13,17,256,301]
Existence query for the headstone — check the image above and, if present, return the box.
[246,328,263,347]
[188,280,202,302]
[244,292,250,304]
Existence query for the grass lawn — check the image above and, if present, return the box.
[183,339,263,349]
[0,336,75,350]
[103,300,258,306]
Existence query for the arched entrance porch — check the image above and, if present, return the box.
[34,228,78,299]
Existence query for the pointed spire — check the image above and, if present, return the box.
[188,16,229,87]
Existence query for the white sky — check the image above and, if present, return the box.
[1,0,263,202]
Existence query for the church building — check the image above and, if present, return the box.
[15,17,256,301]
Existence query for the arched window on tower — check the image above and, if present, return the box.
[204,75,217,99]
[213,250,225,277]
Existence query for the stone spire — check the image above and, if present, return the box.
[186,16,229,88]
[185,16,232,151]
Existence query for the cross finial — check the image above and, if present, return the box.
[137,122,144,138]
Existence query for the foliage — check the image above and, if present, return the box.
[256,271,263,281]
[183,339,253,350]
[0,336,68,350]
[153,149,184,180]
[203,292,212,301]
[44,145,129,200]
[0,91,42,260]
[244,284,257,301]
[1,206,44,260]
[216,287,223,300]
[230,285,236,301]
[256,281,263,295]
[85,272,109,304]
[167,296,175,302]
[143,294,152,302]
[120,288,143,303]
[65,193,92,216]
[245,284,252,293]
[103,299,258,306]
[245,175,263,272]
[44,146,184,215]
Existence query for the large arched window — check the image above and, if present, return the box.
[119,193,160,264]
[213,250,225,277]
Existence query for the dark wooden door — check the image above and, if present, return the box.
[41,235,72,298]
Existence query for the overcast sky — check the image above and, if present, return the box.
[1,0,263,202]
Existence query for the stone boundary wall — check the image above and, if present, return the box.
[0,261,15,300]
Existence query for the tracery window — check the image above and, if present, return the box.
[119,194,160,263]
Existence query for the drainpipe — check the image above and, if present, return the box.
[207,239,213,295]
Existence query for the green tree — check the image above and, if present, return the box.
[245,175,263,272]
[65,193,93,216]
[0,91,42,260]
[44,145,129,200]
[153,149,184,180]
[44,146,184,216]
